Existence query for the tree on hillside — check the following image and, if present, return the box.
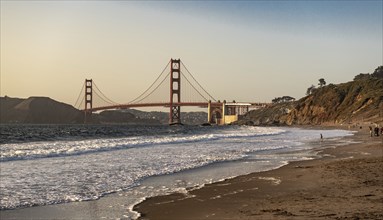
[306,85,316,95]
[354,66,383,80]
[353,73,370,81]
[372,66,383,78]
[318,78,326,87]
[272,96,296,104]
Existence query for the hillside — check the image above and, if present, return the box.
[0,97,161,124]
[0,96,207,125]
[238,67,383,126]
[124,109,208,125]
[98,110,160,125]
[0,96,83,124]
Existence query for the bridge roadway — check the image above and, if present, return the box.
[84,102,220,112]
[83,102,269,112]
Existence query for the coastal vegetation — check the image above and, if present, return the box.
[271,96,295,104]
[238,66,383,125]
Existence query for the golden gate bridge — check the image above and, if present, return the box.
[74,59,269,125]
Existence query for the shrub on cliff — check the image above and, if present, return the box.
[239,66,383,125]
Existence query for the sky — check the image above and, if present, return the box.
[1,0,382,110]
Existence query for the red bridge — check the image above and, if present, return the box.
[74,59,269,125]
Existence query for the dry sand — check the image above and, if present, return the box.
[134,129,383,220]
[1,127,382,220]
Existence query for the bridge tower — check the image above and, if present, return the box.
[84,79,93,123]
[169,59,181,125]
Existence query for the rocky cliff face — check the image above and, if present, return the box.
[238,71,383,126]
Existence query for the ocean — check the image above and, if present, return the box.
[0,124,354,219]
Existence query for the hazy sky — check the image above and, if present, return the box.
[1,1,382,108]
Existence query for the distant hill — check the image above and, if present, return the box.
[122,109,208,125]
[237,66,383,126]
[0,96,83,124]
[0,96,208,125]
[97,110,160,125]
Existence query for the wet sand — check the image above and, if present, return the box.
[134,129,383,219]
[1,127,382,220]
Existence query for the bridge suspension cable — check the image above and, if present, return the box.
[181,72,209,102]
[74,82,85,109]
[75,59,220,111]
[93,82,119,105]
[127,60,171,104]
[180,61,217,102]
[133,72,170,104]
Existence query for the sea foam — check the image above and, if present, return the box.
[0,126,352,211]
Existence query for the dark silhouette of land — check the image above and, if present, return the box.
[0,96,207,125]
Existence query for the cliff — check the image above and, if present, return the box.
[238,68,383,126]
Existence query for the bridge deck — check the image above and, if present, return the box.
[85,102,214,112]
[83,102,269,112]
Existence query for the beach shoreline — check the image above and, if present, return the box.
[134,127,383,219]
[0,126,381,220]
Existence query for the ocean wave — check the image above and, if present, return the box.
[0,126,285,162]
[0,127,353,211]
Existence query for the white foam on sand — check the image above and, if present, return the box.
[0,126,354,219]
[258,177,282,185]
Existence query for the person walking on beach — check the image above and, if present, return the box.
[320,133,323,142]
[369,126,373,137]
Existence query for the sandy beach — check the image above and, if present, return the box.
[1,127,382,220]
[134,128,383,219]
